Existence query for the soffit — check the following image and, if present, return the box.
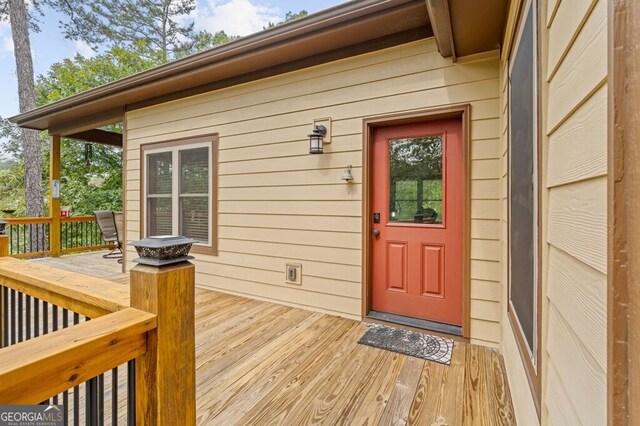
[448,0,509,57]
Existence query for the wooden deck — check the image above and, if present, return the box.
[31,252,515,425]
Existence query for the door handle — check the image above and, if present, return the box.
[372,229,380,236]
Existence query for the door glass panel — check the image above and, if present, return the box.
[388,136,443,224]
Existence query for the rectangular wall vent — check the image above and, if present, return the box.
[285,263,302,285]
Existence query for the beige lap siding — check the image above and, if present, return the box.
[543,0,607,423]
[124,39,502,342]
[499,0,608,423]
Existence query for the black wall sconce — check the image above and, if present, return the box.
[308,125,327,154]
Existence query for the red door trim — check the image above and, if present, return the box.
[362,104,471,338]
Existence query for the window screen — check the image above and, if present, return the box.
[147,152,173,236]
[179,147,210,243]
[144,139,216,251]
[509,4,536,354]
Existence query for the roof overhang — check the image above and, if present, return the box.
[10,0,432,134]
[426,0,509,60]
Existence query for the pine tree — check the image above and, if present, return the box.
[3,0,44,218]
[53,0,197,62]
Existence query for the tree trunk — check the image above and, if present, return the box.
[9,0,45,254]
[8,0,43,220]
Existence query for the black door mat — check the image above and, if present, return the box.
[358,324,454,365]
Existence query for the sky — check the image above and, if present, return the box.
[0,0,347,120]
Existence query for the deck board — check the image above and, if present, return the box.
[30,252,515,425]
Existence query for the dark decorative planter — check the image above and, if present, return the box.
[129,236,196,266]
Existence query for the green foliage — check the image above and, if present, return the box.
[392,180,443,222]
[53,0,196,62]
[174,30,237,59]
[0,117,24,158]
[0,117,48,217]
[0,157,16,171]
[0,160,27,215]
[35,45,161,105]
[264,10,308,29]
[52,141,123,215]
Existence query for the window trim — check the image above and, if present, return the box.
[506,0,542,416]
[140,134,219,256]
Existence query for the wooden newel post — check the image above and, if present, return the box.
[130,261,196,425]
[0,234,8,257]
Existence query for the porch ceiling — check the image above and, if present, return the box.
[9,0,432,135]
[67,129,123,147]
[448,0,509,57]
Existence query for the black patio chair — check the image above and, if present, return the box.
[94,210,122,259]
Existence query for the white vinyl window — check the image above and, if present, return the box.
[144,138,216,251]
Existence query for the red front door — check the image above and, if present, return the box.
[371,119,463,325]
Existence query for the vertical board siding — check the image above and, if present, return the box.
[125,39,503,341]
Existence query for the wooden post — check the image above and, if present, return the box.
[49,135,61,257]
[130,262,196,425]
[0,234,7,347]
[0,234,8,257]
[608,0,640,423]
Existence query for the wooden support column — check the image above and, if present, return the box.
[609,0,640,423]
[130,262,195,425]
[0,233,7,348]
[0,234,8,257]
[50,135,61,257]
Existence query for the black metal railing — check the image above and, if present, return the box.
[5,219,51,257]
[4,216,112,259]
[60,216,105,254]
[1,285,136,425]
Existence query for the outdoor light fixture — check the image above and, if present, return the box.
[341,165,354,182]
[129,235,196,266]
[308,125,327,154]
[0,219,6,235]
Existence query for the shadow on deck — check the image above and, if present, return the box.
[31,252,515,425]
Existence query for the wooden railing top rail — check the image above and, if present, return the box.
[0,307,156,405]
[0,257,129,318]
[3,215,98,224]
[61,215,97,223]
[3,217,52,225]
